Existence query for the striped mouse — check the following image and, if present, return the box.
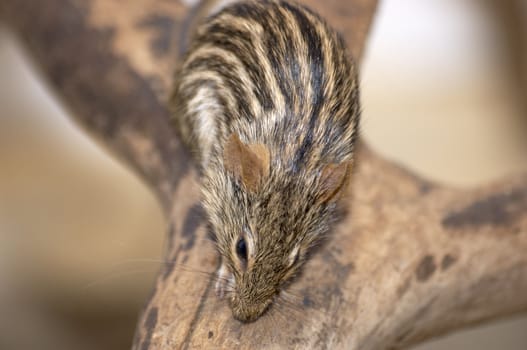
[171,0,360,322]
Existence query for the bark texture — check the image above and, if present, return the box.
[1,0,526,349]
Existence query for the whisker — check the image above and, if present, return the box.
[82,269,157,290]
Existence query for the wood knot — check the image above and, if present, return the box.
[415,255,436,282]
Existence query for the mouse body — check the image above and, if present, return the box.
[171,0,360,322]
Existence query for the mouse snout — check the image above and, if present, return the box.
[229,291,274,323]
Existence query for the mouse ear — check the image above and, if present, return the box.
[317,161,352,204]
[223,133,270,192]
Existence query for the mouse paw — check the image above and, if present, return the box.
[215,263,230,299]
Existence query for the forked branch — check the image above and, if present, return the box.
[1,0,526,349]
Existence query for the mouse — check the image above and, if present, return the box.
[170,0,360,323]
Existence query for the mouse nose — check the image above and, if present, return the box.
[229,294,273,323]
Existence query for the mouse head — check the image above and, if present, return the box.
[202,133,351,322]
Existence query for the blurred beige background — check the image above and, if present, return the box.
[0,0,526,349]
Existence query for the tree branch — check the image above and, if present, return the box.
[2,0,526,349]
[1,0,191,209]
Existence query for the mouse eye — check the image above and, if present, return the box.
[236,237,248,261]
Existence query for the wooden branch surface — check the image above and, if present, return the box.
[1,0,527,349]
